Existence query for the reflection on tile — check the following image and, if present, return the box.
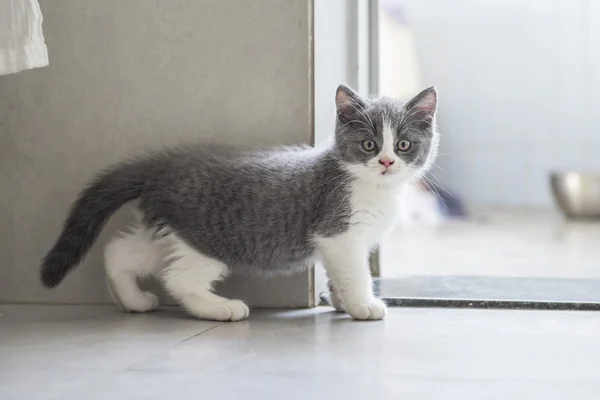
[54,371,600,400]
[2,305,600,400]
[0,305,218,373]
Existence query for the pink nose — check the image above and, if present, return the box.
[378,158,395,168]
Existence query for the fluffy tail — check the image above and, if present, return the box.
[40,160,148,288]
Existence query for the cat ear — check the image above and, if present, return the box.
[335,84,366,123]
[403,86,438,126]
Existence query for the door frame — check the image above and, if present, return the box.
[347,0,381,277]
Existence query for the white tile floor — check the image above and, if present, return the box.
[381,208,600,279]
[2,305,600,399]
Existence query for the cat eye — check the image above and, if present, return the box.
[362,140,376,152]
[397,140,411,152]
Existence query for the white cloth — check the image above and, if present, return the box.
[0,0,48,75]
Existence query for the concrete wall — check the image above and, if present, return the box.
[0,0,313,307]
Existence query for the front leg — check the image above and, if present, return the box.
[318,237,387,320]
[327,279,345,313]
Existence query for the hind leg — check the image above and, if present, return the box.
[104,224,163,313]
[159,233,249,322]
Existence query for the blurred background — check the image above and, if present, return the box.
[374,0,600,304]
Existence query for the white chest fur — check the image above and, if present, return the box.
[346,181,404,248]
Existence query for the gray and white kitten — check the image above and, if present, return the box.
[40,84,439,321]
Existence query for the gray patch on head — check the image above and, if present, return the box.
[334,85,438,169]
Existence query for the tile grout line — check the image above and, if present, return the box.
[119,322,223,373]
[179,322,223,344]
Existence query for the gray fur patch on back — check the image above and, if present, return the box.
[136,145,354,275]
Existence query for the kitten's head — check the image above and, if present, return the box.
[333,84,439,185]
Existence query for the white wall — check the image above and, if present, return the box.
[378,7,423,101]
[314,0,351,145]
[388,0,600,207]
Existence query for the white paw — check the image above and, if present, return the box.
[345,299,388,320]
[213,299,250,322]
[126,292,160,313]
[106,277,159,313]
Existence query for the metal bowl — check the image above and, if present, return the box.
[550,172,600,219]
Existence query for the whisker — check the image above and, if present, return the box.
[431,162,445,172]
[328,175,355,199]
[419,178,443,201]
[401,119,433,129]
[399,99,436,127]
[320,171,350,187]
[422,174,453,197]
[341,118,373,131]
[419,177,448,211]
[348,100,375,131]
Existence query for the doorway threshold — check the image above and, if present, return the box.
[320,276,600,311]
